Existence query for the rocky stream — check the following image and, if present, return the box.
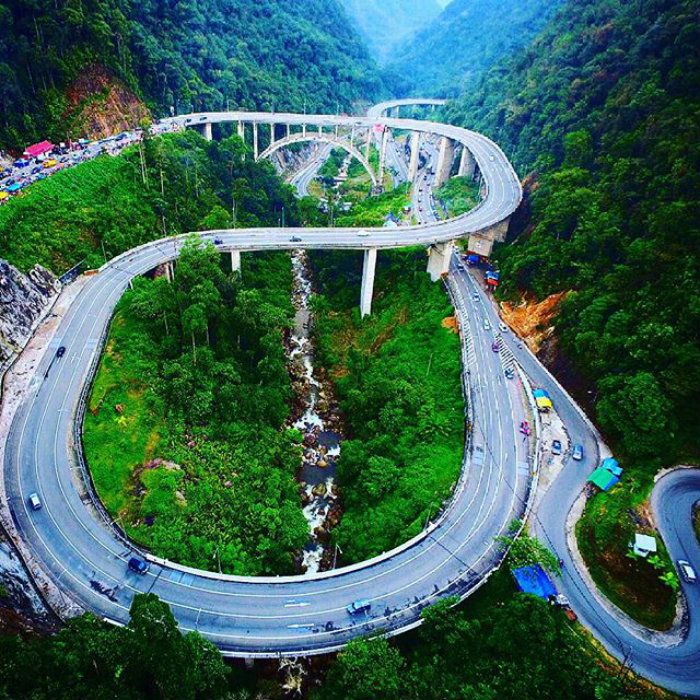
[287,251,343,574]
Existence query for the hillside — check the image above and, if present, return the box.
[340,0,441,64]
[0,0,382,151]
[444,0,700,621]
[387,0,562,95]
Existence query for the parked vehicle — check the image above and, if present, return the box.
[43,159,57,168]
[128,557,150,575]
[498,321,508,333]
[572,444,584,461]
[346,599,371,615]
[28,492,42,510]
[519,420,531,436]
[552,439,562,455]
[678,560,697,583]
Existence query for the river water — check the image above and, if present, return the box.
[288,250,342,573]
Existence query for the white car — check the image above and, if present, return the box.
[357,230,370,237]
[678,560,697,583]
[499,322,508,333]
[483,319,491,330]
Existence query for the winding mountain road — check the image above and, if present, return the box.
[2,100,699,695]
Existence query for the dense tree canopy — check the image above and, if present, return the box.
[444,0,700,470]
[0,0,382,150]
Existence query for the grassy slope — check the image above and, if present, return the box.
[83,252,306,576]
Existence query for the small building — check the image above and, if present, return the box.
[23,140,54,159]
[601,457,623,476]
[588,466,619,491]
[632,533,657,558]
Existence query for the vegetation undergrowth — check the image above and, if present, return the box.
[433,175,481,218]
[309,248,464,563]
[0,129,298,275]
[84,241,307,575]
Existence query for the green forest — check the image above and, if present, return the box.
[444,0,700,624]
[0,0,381,150]
[310,249,465,562]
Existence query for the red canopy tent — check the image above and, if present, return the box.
[23,140,54,158]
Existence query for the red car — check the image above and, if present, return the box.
[519,420,531,436]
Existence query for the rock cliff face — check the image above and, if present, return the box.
[0,260,60,373]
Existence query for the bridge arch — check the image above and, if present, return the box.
[257,132,378,188]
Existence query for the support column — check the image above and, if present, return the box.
[458,146,476,179]
[230,250,241,273]
[466,218,510,258]
[407,131,421,182]
[165,261,174,283]
[302,124,307,138]
[286,124,291,139]
[202,122,212,141]
[270,124,276,146]
[350,126,355,150]
[253,123,259,160]
[318,124,323,137]
[237,121,244,140]
[360,248,377,317]
[393,106,400,118]
[426,241,454,281]
[365,129,372,160]
[378,128,389,187]
[435,137,455,188]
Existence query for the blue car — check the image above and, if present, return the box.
[346,599,371,615]
[128,557,150,575]
[572,444,584,461]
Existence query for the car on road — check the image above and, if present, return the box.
[483,319,491,330]
[678,560,697,583]
[28,492,42,511]
[457,263,465,271]
[491,341,500,353]
[572,444,584,461]
[290,236,302,243]
[498,322,508,333]
[346,599,371,615]
[358,230,370,237]
[504,367,515,380]
[213,238,223,245]
[56,346,66,358]
[472,292,480,301]
[30,166,42,175]
[519,420,531,436]
[128,557,150,575]
[552,439,562,455]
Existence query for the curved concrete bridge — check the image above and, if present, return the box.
[3,100,700,696]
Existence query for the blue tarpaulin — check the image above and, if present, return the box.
[601,457,623,476]
[512,564,557,600]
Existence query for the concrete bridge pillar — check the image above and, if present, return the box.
[360,248,377,317]
[378,128,390,188]
[286,124,291,139]
[253,123,259,160]
[435,137,455,188]
[302,124,307,138]
[202,122,213,141]
[458,146,476,179]
[407,131,421,182]
[466,218,510,258]
[270,124,276,146]
[426,241,454,281]
[393,106,400,118]
[237,121,244,140]
[165,261,174,283]
[350,126,355,150]
[230,250,241,273]
[365,129,372,161]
